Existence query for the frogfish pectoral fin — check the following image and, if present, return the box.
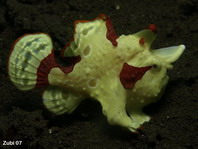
[42,86,84,115]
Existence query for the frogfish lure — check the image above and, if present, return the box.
[8,14,185,132]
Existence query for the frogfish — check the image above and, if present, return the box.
[8,14,185,132]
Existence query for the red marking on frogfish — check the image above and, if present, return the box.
[148,24,157,33]
[98,14,118,46]
[36,51,79,87]
[119,63,152,89]
[139,37,145,45]
[36,51,57,87]
[65,14,118,57]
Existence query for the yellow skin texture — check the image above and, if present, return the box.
[8,17,185,132]
[47,19,184,131]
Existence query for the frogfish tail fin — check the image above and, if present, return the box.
[8,33,59,90]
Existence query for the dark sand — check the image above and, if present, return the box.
[0,0,197,148]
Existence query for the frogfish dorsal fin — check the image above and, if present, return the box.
[133,29,157,49]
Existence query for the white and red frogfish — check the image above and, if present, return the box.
[8,14,185,132]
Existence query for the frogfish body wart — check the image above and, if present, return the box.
[8,14,185,132]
